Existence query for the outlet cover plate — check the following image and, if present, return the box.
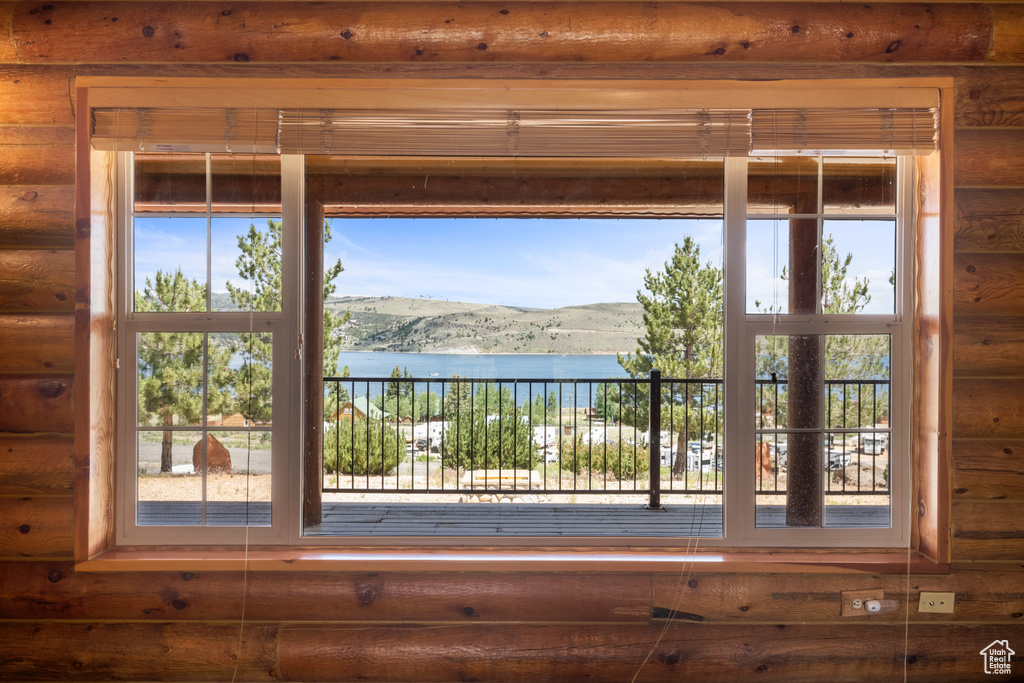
[918,592,955,613]
[841,589,884,617]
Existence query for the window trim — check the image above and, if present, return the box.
[73,77,953,571]
[724,156,913,548]
[113,153,303,547]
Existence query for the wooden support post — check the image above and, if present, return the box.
[785,198,822,527]
[302,199,325,527]
[648,369,661,510]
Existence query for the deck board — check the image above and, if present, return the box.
[137,501,890,537]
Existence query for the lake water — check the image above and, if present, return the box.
[334,352,628,381]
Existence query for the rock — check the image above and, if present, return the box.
[832,459,888,490]
[479,494,491,502]
[500,497,512,503]
[756,441,772,479]
[193,434,232,474]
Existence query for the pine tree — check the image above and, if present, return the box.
[617,237,724,476]
[620,234,888,478]
[136,269,232,472]
[226,218,350,423]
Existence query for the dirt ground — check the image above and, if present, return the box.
[138,473,272,502]
[138,472,882,507]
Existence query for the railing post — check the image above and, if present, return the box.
[648,369,661,509]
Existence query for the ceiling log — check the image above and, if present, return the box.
[10,2,996,65]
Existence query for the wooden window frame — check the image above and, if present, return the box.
[73,77,953,572]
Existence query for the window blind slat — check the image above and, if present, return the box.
[92,105,939,157]
[277,109,752,157]
[750,108,938,154]
[90,108,280,153]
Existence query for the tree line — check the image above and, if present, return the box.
[138,219,346,473]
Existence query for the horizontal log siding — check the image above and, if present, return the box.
[0,434,74,495]
[0,185,76,249]
[0,2,1022,681]
[6,561,1022,623]
[8,3,997,64]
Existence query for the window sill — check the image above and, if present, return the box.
[76,545,950,574]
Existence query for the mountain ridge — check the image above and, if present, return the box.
[327,295,644,355]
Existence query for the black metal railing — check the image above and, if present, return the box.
[321,372,891,508]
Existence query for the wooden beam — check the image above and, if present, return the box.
[277,622,1017,681]
[786,194,822,527]
[11,2,995,65]
[0,313,75,373]
[134,167,897,215]
[0,145,74,186]
[651,565,1024,623]
[0,496,73,558]
[0,563,650,622]
[0,249,74,313]
[955,188,1024,253]
[954,316,1024,377]
[0,374,74,433]
[953,252,1024,315]
[0,622,278,681]
[953,378,1024,439]
[989,4,1024,63]
[954,128,1024,188]
[0,125,75,147]
[0,434,74,496]
[303,199,325,526]
[7,560,1022,623]
[951,499,1024,560]
[953,67,1024,128]
[0,185,75,248]
[0,66,76,126]
[952,439,1024,502]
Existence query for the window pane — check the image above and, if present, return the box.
[137,331,204,427]
[211,217,282,312]
[133,216,207,312]
[224,331,274,426]
[822,157,895,215]
[824,220,896,315]
[211,154,281,213]
[134,153,206,213]
[306,155,727,536]
[748,156,818,215]
[746,218,791,314]
[203,430,272,527]
[755,333,891,529]
[136,430,202,526]
[136,430,271,527]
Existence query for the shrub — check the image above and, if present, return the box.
[440,412,539,471]
[558,435,649,480]
[323,418,401,475]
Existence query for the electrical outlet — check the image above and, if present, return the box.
[918,592,955,613]
[841,589,884,617]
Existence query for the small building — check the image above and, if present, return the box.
[334,397,387,421]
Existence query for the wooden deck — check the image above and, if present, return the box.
[138,502,890,536]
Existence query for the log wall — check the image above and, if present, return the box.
[1,2,1022,680]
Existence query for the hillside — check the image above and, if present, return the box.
[327,296,644,355]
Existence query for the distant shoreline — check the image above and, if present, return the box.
[329,295,642,355]
[337,349,624,357]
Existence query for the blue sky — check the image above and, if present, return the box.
[134,216,276,303]
[746,219,896,314]
[133,215,895,313]
[323,217,725,309]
